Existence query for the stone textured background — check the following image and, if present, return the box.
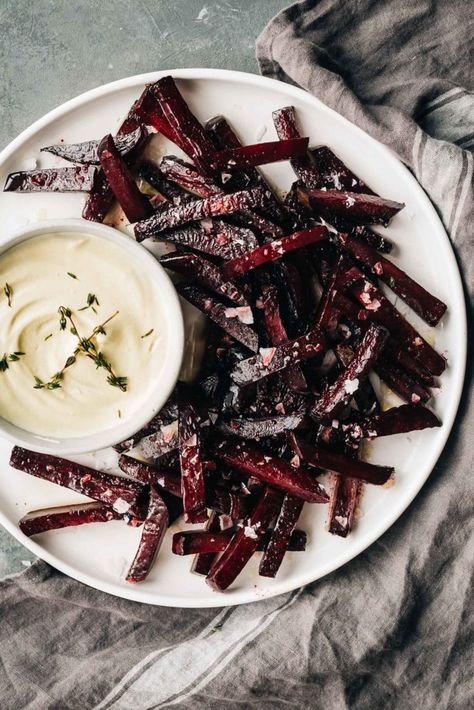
[0,0,288,576]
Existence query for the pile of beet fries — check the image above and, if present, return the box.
[5,77,446,591]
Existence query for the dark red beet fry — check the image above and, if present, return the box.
[40,126,147,165]
[137,161,188,203]
[231,327,325,386]
[332,291,437,386]
[335,343,380,417]
[312,323,389,421]
[150,76,216,170]
[222,226,328,279]
[206,486,283,591]
[177,283,259,352]
[160,156,283,239]
[374,356,431,404]
[328,475,361,538]
[134,187,268,241]
[211,137,309,172]
[342,404,441,442]
[98,133,152,223]
[155,223,257,260]
[205,115,288,225]
[83,87,153,222]
[114,394,178,453]
[219,413,304,440]
[260,284,308,392]
[299,187,405,226]
[259,494,304,578]
[179,401,207,523]
[212,439,329,503]
[310,146,373,194]
[159,251,248,306]
[9,446,144,514]
[136,418,179,461]
[19,503,120,537]
[126,485,169,583]
[175,528,307,556]
[338,233,447,325]
[191,510,221,576]
[350,279,446,376]
[272,106,321,188]
[294,438,394,486]
[4,165,96,192]
[118,455,182,497]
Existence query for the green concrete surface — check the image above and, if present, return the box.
[0,0,289,576]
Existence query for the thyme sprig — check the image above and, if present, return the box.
[35,308,127,392]
[0,351,24,373]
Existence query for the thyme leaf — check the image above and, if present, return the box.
[141,328,154,339]
[4,283,13,307]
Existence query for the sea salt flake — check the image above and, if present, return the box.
[344,378,359,395]
[373,262,384,275]
[411,393,421,403]
[224,306,254,324]
[345,196,356,207]
[259,347,276,366]
[113,498,130,514]
[290,454,300,468]
[244,525,258,540]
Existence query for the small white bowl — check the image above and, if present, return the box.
[0,218,184,455]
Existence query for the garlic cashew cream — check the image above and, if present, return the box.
[0,232,168,438]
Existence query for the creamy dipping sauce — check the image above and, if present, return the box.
[0,232,168,438]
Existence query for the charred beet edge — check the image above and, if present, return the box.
[350,279,446,376]
[134,187,268,241]
[160,251,248,306]
[294,438,394,485]
[259,494,304,578]
[179,401,207,523]
[222,226,328,279]
[206,486,283,591]
[40,126,147,165]
[4,165,96,192]
[312,323,389,421]
[10,446,144,514]
[212,439,329,503]
[177,283,259,352]
[98,133,152,223]
[272,106,321,188]
[174,527,307,556]
[338,233,447,325]
[299,187,405,226]
[150,76,216,170]
[219,413,305,440]
[231,327,325,386]
[210,137,309,172]
[260,283,308,392]
[328,475,361,538]
[136,161,187,202]
[126,485,169,583]
[19,503,121,537]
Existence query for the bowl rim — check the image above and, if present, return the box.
[0,218,184,455]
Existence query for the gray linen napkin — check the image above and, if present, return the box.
[1,2,473,708]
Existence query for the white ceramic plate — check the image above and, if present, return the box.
[0,69,466,607]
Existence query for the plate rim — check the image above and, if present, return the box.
[0,67,467,608]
